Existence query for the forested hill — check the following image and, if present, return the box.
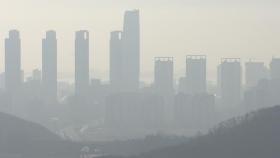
[0,112,80,158]
[130,105,280,158]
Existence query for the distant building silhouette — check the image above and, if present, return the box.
[5,30,22,94]
[32,69,41,81]
[105,93,165,129]
[23,69,42,101]
[122,10,140,92]
[245,61,268,88]
[42,31,57,102]
[110,31,123,92]
[219,58,242,108]
[270,58,280,80]
[185,55,207,95]
[75,30,90,96]
[244,78,280,111]
[154,57,174,95]
[174,93,215,130]
[178,77,187,94]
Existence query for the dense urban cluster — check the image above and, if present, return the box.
[0,10,279,140]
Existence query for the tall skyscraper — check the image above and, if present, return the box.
[270,58,280,80]
[75,30,90,96]
[154,57,174,95]
[219,58,242,108]
[5,30,22,94]
[110,31,123,92]
[185,55,207,95]
[122,10,140,92]
[42,31,57,102]
[245,61,268,88]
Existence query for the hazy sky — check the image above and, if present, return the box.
[0,0,279,83]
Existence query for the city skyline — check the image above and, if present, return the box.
[0,1,279,82]
[0,1,280,157]
[0,28,279,85]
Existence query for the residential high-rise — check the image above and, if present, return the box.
[122,10,140,92]
[245,61,268,88]
[219,58,242,108]
[270,58,280,80]
[5,30,22,94]
[185,55,207,95]
[154,57,174,95]
[42,31,57,102]
[110,31,123,92]
[75,30,90,96]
